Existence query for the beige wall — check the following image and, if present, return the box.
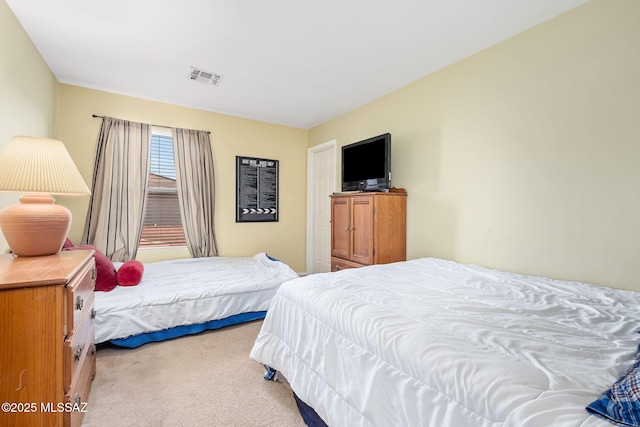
[57,85,308,270]
[309,0,640,291]
[0,0,59,254]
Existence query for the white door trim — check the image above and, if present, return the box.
[306,139,337,275]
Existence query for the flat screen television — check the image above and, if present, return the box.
[341,133,391,192]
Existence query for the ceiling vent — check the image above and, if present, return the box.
[189,67,223,86]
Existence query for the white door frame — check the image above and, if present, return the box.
[306,139,337,275]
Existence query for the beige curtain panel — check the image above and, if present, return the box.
[82,117,151,261]
[172,128,219,257]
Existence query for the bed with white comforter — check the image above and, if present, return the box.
[95,253,298,346]
[250,258,640,427]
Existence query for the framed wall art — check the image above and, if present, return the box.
[236,156,279,222]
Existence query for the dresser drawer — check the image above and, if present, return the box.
[65,332,96,427]
[64,294,95,392]
[66,258,96,334]
[331,256,363,272]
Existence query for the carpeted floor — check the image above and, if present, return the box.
[81,320,306,427]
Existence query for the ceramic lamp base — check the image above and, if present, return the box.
[0,193,71,257]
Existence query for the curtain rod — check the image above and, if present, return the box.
[91,114,211,134]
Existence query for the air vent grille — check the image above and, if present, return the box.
[189,67,223,86]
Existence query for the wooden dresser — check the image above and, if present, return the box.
[330,192,407,271]
[0,250,96,427]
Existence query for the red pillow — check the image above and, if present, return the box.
[116,260,144,287]
[64,245,117,292]
[62,238,75,249]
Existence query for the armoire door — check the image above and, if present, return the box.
[350,196,374,265]
[331,197,351,260]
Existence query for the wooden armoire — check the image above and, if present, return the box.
[330,191,407,271]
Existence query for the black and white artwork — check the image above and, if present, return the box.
[236,156,279,222]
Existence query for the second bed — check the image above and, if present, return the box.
[95,252,298,348]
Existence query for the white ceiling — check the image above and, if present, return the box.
[7,0,586,129]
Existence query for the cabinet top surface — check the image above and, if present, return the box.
[330,191,407,198]
[0,250,94,290]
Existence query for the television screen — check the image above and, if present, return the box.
[341,133,391,192]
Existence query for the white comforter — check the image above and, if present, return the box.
[95,253,298,343]
[250,258,640,427]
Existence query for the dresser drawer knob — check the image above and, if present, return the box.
[75,296,84,311]
[74,394,82,405]
[91,308,96,319]
[91,344,97,355]
[74,345,82,360]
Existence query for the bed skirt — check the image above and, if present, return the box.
[108,311,267,348]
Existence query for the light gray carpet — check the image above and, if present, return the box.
[81,320,306,427]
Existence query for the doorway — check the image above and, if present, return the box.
[306,140,336,274]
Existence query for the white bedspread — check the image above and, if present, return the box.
[250,258,640,427]
[95,253,298,343]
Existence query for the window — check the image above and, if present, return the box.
[139,130,187,247]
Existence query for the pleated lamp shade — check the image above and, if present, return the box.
[0,136,91,257]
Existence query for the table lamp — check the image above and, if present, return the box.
[0,136,91,257]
